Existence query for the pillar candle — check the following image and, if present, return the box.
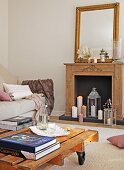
[77,96,83,115]
[72,106,78,118]
[81,105,86,117]
[94,58,97,63]
[107,118,112,125]
[79,113,83,122]
[98,110,103,120]
[91,105,95,117]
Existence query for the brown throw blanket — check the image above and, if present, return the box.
[22,79,54,115]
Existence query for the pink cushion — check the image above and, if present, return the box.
[107,135,124,148]
[0,90,12,101]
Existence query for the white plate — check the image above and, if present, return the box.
[29,123,70,137]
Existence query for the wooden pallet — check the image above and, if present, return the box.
[0,127,98,170]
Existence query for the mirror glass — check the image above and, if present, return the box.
[75,3,119,62]
[80,9,113,57]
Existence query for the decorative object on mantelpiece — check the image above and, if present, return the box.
[103,99,116,126]
[77,45,93,63]
[87,88,101,118]
[112,39,122,63]
[93,57,97,63]
[105,51,109,59]
[100,48,105,62]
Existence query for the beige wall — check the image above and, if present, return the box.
[0,0,8,68]
[7,0,124,115]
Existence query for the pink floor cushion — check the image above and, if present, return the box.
[107,135,124,148]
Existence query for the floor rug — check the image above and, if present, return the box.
[50,123,124,170]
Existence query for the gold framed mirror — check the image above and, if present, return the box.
[74,3,119,63]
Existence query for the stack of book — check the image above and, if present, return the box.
[0,116,33,130]
[0,132,60,160]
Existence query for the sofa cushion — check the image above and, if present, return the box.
[0,90,12,101]
[0,99,36,120]
[3,83,33,100]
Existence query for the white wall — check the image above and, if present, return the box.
[8,0,124,115]
[0,0,8,68]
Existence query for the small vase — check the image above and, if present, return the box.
[37,105,48,130]
[113,39,122,62]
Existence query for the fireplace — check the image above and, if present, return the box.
[64,63,122,119]
[75,75,112,110]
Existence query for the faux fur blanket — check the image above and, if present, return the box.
[22,79,54,115]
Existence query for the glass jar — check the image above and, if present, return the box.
[113,39,122,62]
[87,88,101,117]
[37,105,48,130]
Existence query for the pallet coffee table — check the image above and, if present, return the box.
[0,126,98,170]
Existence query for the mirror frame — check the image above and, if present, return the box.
[74,3,119,62]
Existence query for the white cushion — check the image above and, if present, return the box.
[3,83,33,100]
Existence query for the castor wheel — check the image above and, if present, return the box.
[76,151,85,165]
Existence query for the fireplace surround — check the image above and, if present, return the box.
[64,63,122,120]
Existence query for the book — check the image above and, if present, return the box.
[0,116,32,126]
[0,146,24,157]
[0,121,33,131]
[0,142,60,160]
[21,142,60,160]
[0,132,56,153]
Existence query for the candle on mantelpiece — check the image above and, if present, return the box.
[72,106,78,118]
[94,58,97,63]
[77,96,83,115]
[81,105,86,117]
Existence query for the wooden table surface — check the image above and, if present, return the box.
[0,127,98,170]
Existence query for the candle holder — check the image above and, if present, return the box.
[104,108,116,126]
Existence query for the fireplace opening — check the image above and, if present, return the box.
[75,75,112,110]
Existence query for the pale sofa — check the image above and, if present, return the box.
[0,64,41,120]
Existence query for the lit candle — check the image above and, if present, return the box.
[72,106,78,118]
[81,105,86,117]
[98,110,103,120]
[77,96,83,115]
[91,105,95,117]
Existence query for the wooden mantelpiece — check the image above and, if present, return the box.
[64,63,122,119]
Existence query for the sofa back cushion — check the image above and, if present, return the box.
[3,83,33,100]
